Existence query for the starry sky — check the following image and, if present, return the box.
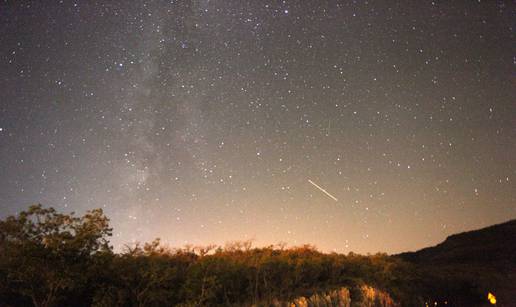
[0,1,514,254]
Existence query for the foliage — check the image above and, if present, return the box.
[0,204,112,307]
[1,205,513,306]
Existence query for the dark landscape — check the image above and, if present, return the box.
[1,205,514,306]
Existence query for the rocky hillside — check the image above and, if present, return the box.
[398,219,516,306]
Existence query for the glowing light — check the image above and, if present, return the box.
[487,292,496,305]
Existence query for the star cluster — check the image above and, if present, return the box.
[0,1,514,254]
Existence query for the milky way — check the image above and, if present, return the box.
[0,1,514,254]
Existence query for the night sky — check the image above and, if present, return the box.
[1,1,514,254]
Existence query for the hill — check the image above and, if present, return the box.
[399,219,516,265]
[398,220,516,306]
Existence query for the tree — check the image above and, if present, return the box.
[0,204,112,307]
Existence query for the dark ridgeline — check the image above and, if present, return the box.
[397,219,516,306]
[0,205,514,306]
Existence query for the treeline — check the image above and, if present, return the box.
[0,205,490,306]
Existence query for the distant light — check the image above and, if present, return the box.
[488,292,496,305]
[284,9,289,14]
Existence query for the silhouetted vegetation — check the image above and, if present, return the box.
[0,205,514,306]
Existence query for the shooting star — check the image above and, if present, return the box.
[308,179,338,202]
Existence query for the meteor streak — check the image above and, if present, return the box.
[308,179,338,201]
